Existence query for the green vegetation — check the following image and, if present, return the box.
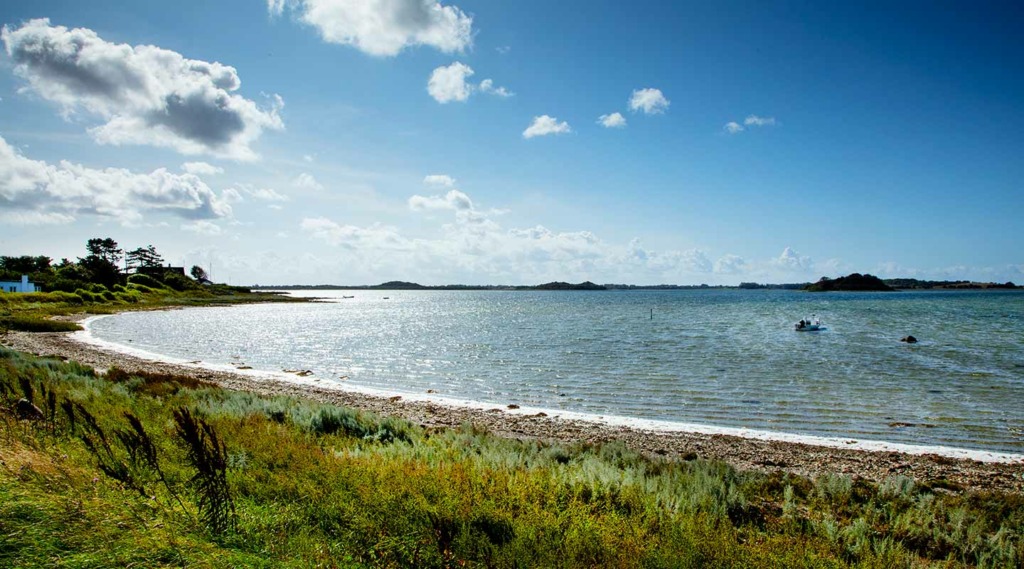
[1,348,1021,567]
[1,238,303,334]
[806,273,896,292]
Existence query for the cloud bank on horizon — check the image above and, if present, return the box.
[0,0,1021,285]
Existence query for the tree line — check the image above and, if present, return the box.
[1,237,209,292]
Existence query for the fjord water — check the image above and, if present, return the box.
[88,289,1024,453]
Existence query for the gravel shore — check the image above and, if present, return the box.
[4,319,1022,493]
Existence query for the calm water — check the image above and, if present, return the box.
[88,289,1024,453]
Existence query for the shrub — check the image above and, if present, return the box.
[127,283,156,294]
[161,271,199,292]
[128,273,163,289]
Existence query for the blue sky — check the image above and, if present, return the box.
[1,0,1021,285]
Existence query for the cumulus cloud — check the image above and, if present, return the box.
[598,112,627,128]
[302,185,763,284]
[773,247,812,272]
[2,19,283,161]
[301,217,408,249]
[408,189,473,211]
[0,134,232,224]
[714,254,747,274]
[427,62,474,103]
[293,172,324,191]
[523,115,571,139]
[427,63,512,103]
[423,174,456,188]
[725,114,777,134]
[629,88,669,115]
[272,0,473,57]
[478,78,513,98]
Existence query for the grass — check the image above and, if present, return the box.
[1,347,1022,567]
[0,281,303,336]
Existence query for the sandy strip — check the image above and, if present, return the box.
[3,318,1023,493]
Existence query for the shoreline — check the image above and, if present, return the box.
[3,313,1023,493]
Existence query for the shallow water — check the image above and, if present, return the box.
[88,289,1024,453]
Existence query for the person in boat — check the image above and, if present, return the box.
[798,319,806,329]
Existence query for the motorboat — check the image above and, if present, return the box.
[795,317,824,331]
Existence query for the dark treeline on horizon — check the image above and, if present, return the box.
[253,278,1020,291]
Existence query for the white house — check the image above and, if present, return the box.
[0,275,39,293]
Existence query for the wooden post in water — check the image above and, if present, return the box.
[650,308,653,320]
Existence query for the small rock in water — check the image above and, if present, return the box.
[507,404,520,409]
[900,335,918,343]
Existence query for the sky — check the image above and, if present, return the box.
[1,0,1022,286]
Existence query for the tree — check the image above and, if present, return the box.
[86,238,123,266]
[80,237,125,288]
[126,245,164,272]
[0,255,52,274]
[190,265,209,282]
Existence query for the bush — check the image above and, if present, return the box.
[74,289,104,303]
[46,278,90,293]
[128,273,163,289]
[160,271,198,292]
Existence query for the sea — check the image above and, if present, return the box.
[82,289,1024,459]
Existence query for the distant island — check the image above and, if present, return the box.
[805,273,895,292]
[254,277,1020,291]
[260,280,608,291]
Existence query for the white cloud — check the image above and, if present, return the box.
[409,189,473,211]
[479,79,513,98]
[496,46,511,55]
[726,115,777,134]
[182,162,224,176]
[598,112,627,128]
[303,154,315,163]
[2,19,283,161]
[745,115,777,127]
[0,211,76,226]
[222,187,244,203]
[303,187,762,284]
[0,134,232,224]
[629,88,670,115]
[523,115,571,139]
[181,220,224,235]
[301,217,408,249]
[293,172,324,191]
[773,247,812,272]
[427,62,474,103]
[275,0,473,57]
[423,174,456,187]
[247,187,290,202]
[714,254,747,274]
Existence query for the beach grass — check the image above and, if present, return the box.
[1,347,1022,567]
[0,282,303,336]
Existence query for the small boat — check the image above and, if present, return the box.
[795,316,824,331]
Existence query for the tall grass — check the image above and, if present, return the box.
[1,346,1022,567]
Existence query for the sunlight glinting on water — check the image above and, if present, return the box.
[87,289,1024,453]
